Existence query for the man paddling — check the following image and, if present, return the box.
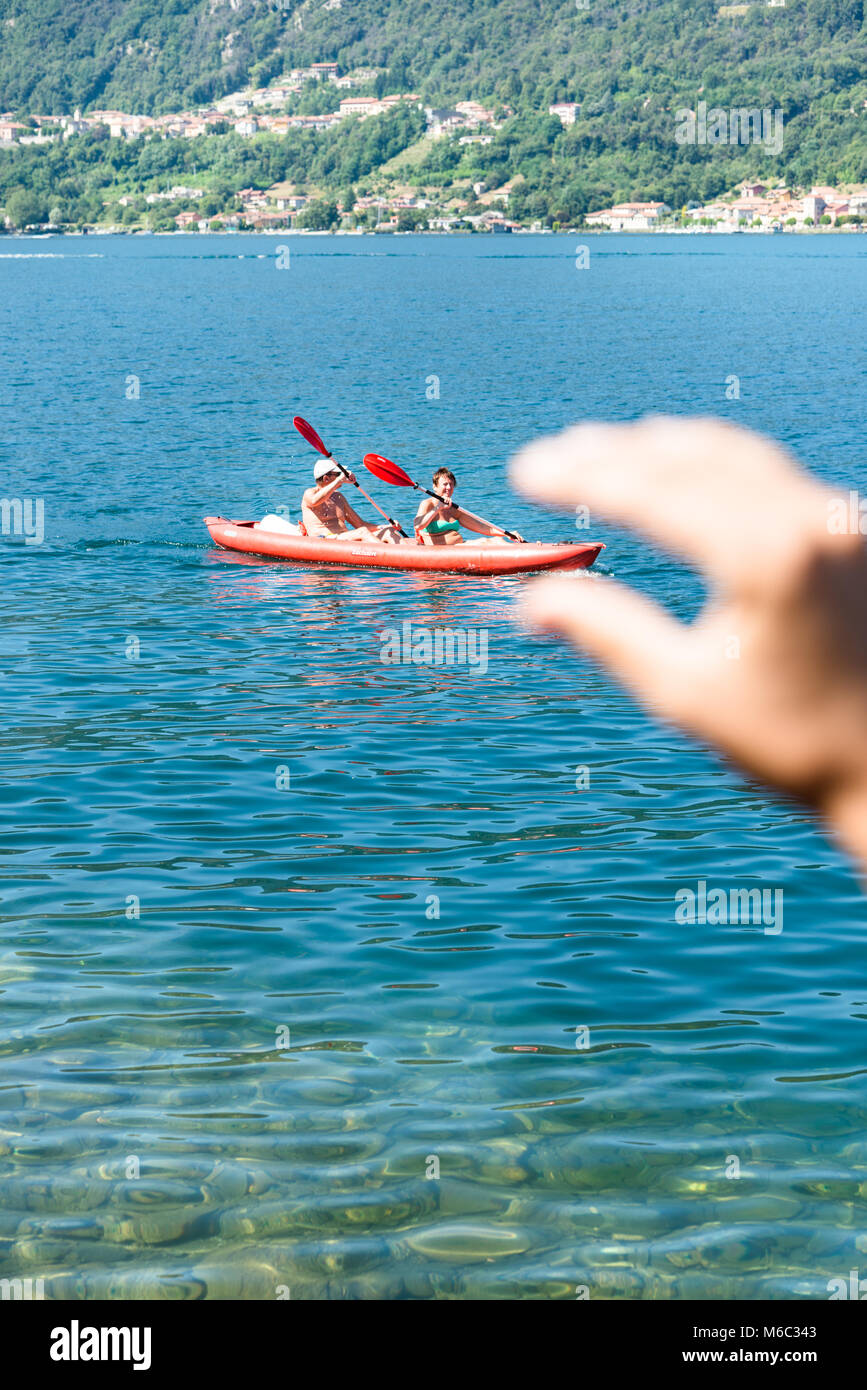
[302,461,403,543]
[415,467,524,545]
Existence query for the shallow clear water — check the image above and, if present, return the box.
[1,232,866,1299]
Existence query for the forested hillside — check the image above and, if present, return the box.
[0,0,865,228]
[1,0,864,118]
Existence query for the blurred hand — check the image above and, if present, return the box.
[511,416,867,867]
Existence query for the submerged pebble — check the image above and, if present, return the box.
[407,1221,532,1260]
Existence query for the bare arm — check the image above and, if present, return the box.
[455,508,506,538]
[511,415,867,869]
[306,476,344,507]
[336,493,366,529]
[415,498,439,542]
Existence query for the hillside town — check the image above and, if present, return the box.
[1,62,865,234]
[0,62,493,147]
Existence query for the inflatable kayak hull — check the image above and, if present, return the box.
[204,518,603,575]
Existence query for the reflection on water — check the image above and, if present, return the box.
[2,236,866,1299]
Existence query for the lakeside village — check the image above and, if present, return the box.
[1,62,865,235]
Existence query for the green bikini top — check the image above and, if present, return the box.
[427,514,461,535]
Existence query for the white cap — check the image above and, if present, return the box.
[314,459,340,481]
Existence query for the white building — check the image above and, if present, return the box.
[0,120,27,143]
[339,97,384,119]
[803,194,826,222]
[425,107,464,138]
[585,201,671,230]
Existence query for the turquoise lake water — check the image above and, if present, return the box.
[1,232,866,1299]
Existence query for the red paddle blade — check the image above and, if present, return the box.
[363,452,414,488]
[293,415,330,457]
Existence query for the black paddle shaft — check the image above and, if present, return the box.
[328,453,407,537]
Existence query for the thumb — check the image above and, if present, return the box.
[519,574,693,719]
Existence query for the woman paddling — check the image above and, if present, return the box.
[415,468,523,545]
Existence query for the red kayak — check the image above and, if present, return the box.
[204,517,604,576]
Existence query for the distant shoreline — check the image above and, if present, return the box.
[2,225,864,238]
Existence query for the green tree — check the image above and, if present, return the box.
[5,188,48,228]
[297,198,338,229]
[397,208,427,230]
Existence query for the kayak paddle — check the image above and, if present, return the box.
[363,452,524,542]
[293,416,408,537]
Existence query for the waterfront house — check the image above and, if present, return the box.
[481,209,514,232]
[586,202,670,230]
[686,202,731,223]
[730,197,773,225]
[245,211,290,229]
[803,194,826,222]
